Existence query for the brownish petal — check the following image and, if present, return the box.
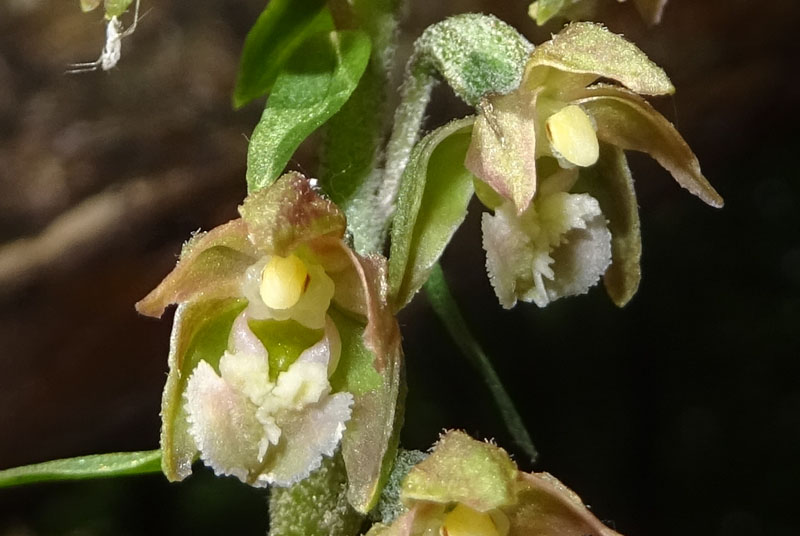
[239,172,347,257]
[575,85,724,208]
[575,144,642,307]
[524,22,675,98]
[465,91,540,213]
[135,219,258,318]
[509,472,624,536]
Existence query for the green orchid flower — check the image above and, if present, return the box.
[136,172,403,511]
[529,0,669,26]
[367,431,622,536]
[465,23,723,309]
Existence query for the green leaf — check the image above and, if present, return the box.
[0,450,161,488]
[104,0,132,18]
[574,144,642,307]
[330,309,405,514]
[424,265,538,463]
[246,30,372,193]
[388,118,476,310]
[160,298,247,481]
[269,451,363,536]
[233,0,333,108]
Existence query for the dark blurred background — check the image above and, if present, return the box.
[1,0,798,534]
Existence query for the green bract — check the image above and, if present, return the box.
[465,23,723,308]
[137,173,403,514]
[246,30,372,193]
[367,431,623,536]
[233,0,334,108]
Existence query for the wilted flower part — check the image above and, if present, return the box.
[465,23,722,308]
[367,431,622,536]
[137,172,403,505]
[184,314,352,486]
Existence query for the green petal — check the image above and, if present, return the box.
[575,85,724,208]
[246,30,372,193]
[402,431,518,512]
[233,0,333,108]
[574,144,642,307]
[135,220,257,318]
[510,472,623,536]
[0,450,161,488]
[388,117,476,310]
[465,90,540,213]
[632,0,669,25]
[239,172,347,257]
[524,22,675,97]
[159,299,247,481]
[330,309,405,514]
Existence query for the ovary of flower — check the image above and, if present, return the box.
[243,255,335,330]
[259,254,309,310]
[545,105,599,168]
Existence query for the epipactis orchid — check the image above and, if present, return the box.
[367,431,623,536]
[136,172,403,512]
[465,23,723,309]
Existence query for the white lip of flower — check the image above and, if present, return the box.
[241,254,335,330]
[482,181,612,308]
[184,312,352,487]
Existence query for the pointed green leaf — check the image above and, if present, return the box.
[330,309,404,514]
[233,0,333,108]
[269,451,364,536]
[575,85,724,207]
[160,298,247,481]
[246,31,372,193]
[402,431,518,512]
[574,144,642,307]
[0,450,161,488]
[524,22,675,97]
[388,118,476,310]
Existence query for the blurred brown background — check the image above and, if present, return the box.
[1,0,799,534]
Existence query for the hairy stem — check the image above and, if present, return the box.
[424,263,538,463]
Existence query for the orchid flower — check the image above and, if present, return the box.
[136,173,403,511]
[465,23,723,308]
[367,431,623,536]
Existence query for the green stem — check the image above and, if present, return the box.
[320,0,405,254]
[424,263,538,463]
